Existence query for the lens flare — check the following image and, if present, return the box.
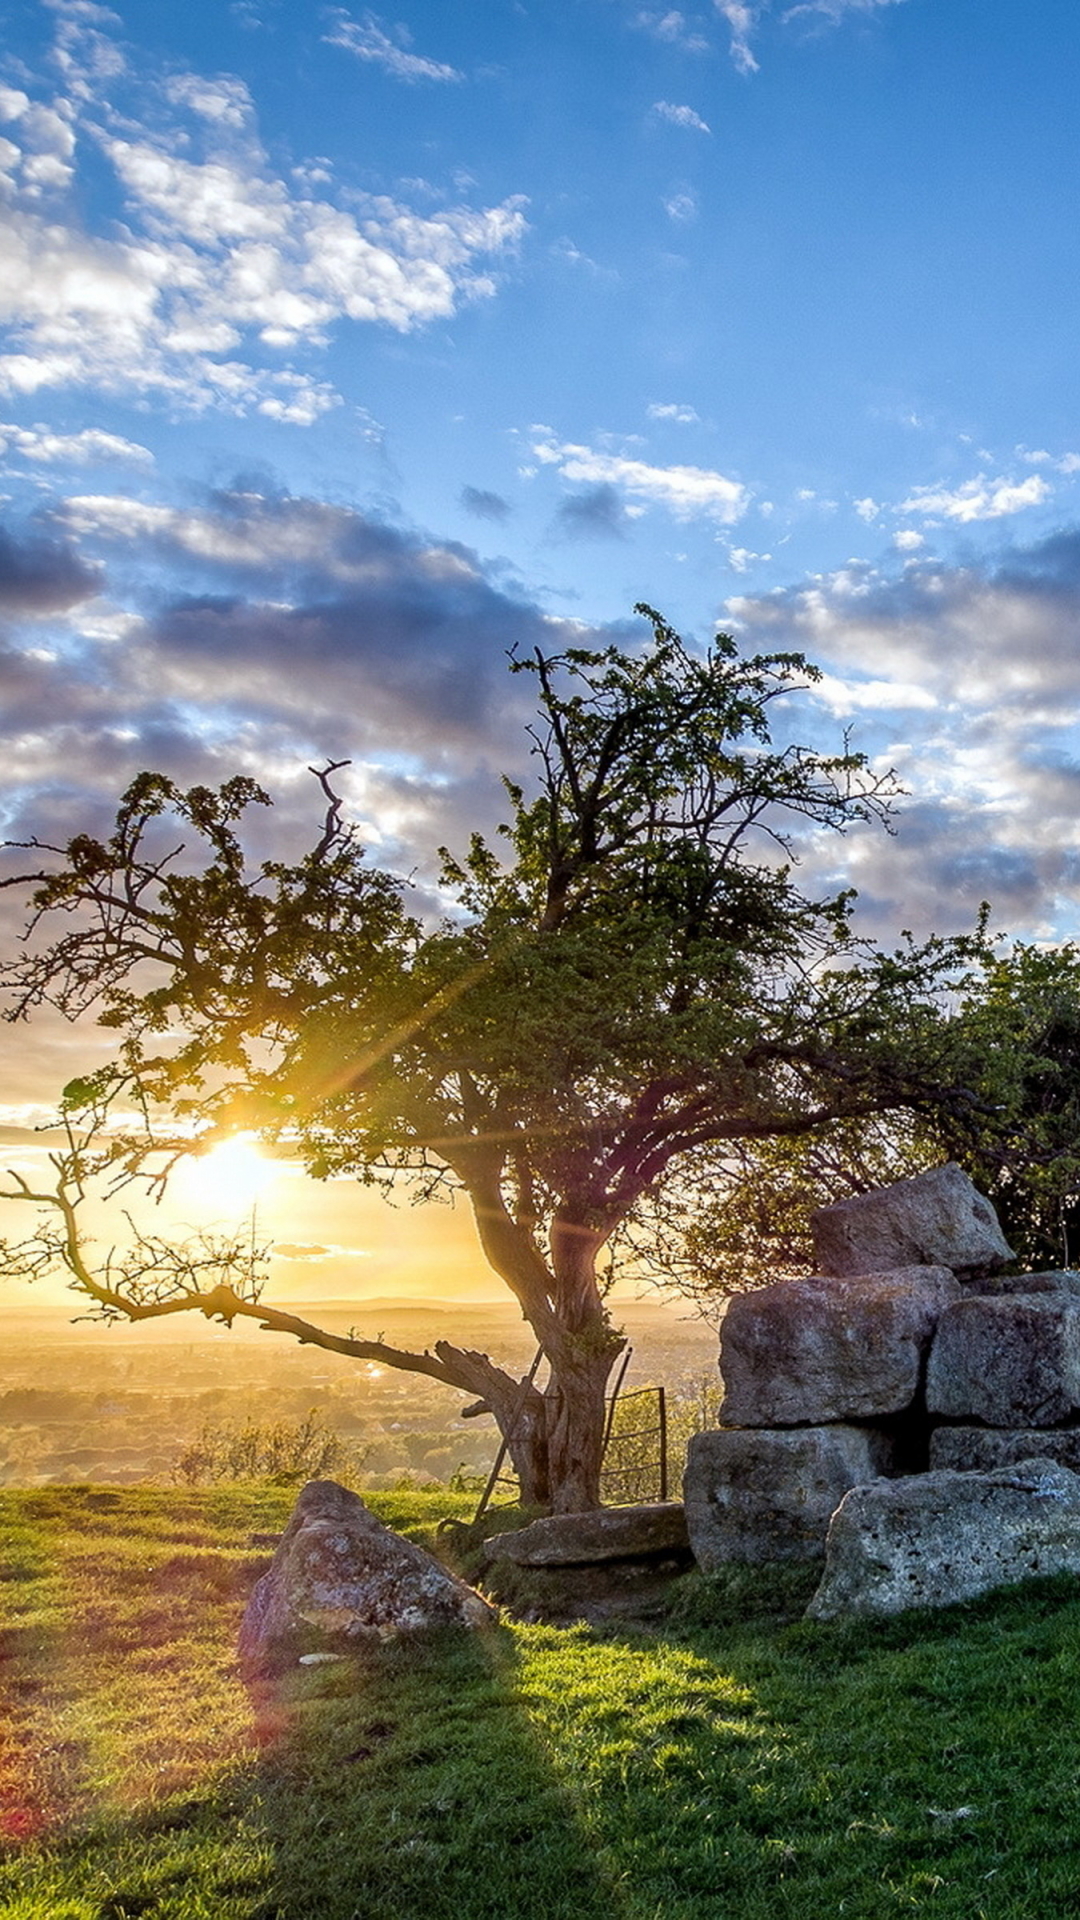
[176,1134,279,1216]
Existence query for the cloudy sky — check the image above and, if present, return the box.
[3,0,1080,1142]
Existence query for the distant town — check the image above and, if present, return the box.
[0,1294,718,1492]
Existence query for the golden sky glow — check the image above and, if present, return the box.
[170,1134,282,1219]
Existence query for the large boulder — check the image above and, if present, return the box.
[684,1425,896,1567]
[807,1459,1080,1618]
[480,1502,689,1568]
[719,1265,960,1427]
[926,1294,1080,1427]
[930,1426,1080,1474]
[238,1480,494,1671]
[811,1163,1013,1278]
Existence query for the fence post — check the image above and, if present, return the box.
[601,1345,634,1462]
[658,1385,668,1502]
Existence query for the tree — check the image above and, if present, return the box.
[933,941,1080,1268]
[653,940,1080,1294]
[0,607,986,1512]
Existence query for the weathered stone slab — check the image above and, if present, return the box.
[807,1460,1080,1618]
[926,1294,1080,1427]
[238,1480,494,1671]
[481,1502,690,1568]
[930,1426,1080,1474]
[980,1271,1080,1298]
[811,1163,1013,1278]
[719,1266,960,1426]
[684,1425,896,1567]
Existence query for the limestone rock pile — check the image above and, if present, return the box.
[684,1162,1080,1610]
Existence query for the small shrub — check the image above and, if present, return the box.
[172,1409,367,1487]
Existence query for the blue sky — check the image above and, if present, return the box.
[3,0,1080,1121]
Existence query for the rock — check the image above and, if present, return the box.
[930,1426,1080,1474]
[238,1480,495,1671]
[479,1503,694,1626]
[807,1459,1080,1618]
[926,1294,1080,1427]
[719,1265,959,1426]
[480,1502,690,1568]
[811,1163,1013,1278]
[979,1271,1080,1298]
[684,1425,897,1567]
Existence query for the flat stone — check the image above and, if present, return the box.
[811,1163,1013,1278]
[979,1271,1080,1298]
[238,1480,494,1671]
[926,1294,1080,1427]
[807,1460,1080,1618]
[930,1426,1080,1474]
[719,1266,960,1426]
[684,1425,896,1567]
[481,1502,690,1568]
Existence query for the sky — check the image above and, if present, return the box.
[2,0,1080,1294]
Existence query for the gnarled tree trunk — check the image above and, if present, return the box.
[542,1344,622,1513]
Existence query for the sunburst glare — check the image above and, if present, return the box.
[173,1134,280,1218]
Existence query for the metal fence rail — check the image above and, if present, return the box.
[598,1384,668,1505]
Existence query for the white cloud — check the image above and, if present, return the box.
[714,1,760,72]
[893,528,923,552]
[322,9,463,83]
[0,20,526,414]
[0,422,152,465]
[728,546,772,572]
[783,0,908,22]
[647,402,700,423]
[0,85,77,195]
[812,670,937,715]
[163,73,254,127]
[853,496,879,522]
[532,434,748,523]
[710,0,906,71]
[1017,445,1080,475]
[635,10,712,53]
[652,101,711,133]
[663,189,698,223]
[899,473,1051,524]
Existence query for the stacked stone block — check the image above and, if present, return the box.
[684,1162,1034,1569]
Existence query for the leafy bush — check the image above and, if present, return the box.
[172,1408,366,1487]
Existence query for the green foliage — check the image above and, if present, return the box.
[662,1117,938,1297]
[664,940,1080,1296]
[171,1410,366,1488]
[7,1487,1080,1918]
[942,941,1080,1268]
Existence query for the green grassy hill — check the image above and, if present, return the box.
[3,1485,1080,1919]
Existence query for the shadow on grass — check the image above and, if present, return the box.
[239,1626,632,1920]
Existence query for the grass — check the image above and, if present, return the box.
[3,1487,1080,1917]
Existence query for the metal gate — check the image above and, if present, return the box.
[472,1347,669,1519]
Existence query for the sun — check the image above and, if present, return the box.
[175,1134,280,1217]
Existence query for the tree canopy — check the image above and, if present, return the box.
[0,606,993,1510]
[657,939,1080,1295]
